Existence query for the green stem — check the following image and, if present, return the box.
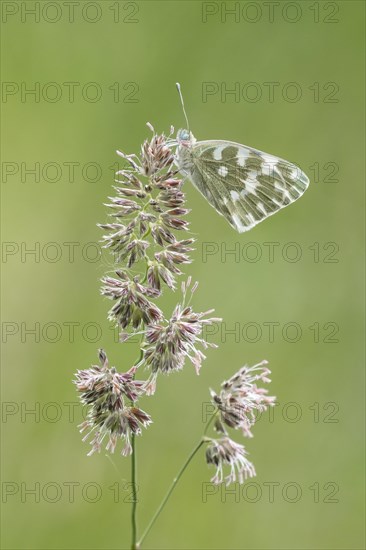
[131,433,138,550]
[130,334,145,548]
[137,439,204,548]
[204,408,218,435]
[137,408,219,547]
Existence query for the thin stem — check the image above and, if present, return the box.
[131,433,138,550]
[137,439,204,548]
[204,408,219,436]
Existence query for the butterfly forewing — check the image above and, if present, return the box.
[178,138,309,233]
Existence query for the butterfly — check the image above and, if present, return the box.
[174,84,309,233]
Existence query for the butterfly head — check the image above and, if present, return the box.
[177,128,196,147]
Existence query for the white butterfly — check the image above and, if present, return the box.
[174,84,309,233]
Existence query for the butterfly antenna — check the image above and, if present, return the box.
[176,82,190,131]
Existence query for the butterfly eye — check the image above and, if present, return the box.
[177,129,190,142]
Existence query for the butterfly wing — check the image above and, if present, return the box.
[178,139,309,233]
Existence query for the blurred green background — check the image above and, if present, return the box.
[1,1,364,548]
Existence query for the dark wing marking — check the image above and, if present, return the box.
[187,140,309,233]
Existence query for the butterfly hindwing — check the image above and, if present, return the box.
[178,138,309,233]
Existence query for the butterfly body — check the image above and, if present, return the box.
[176,128,309,233]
